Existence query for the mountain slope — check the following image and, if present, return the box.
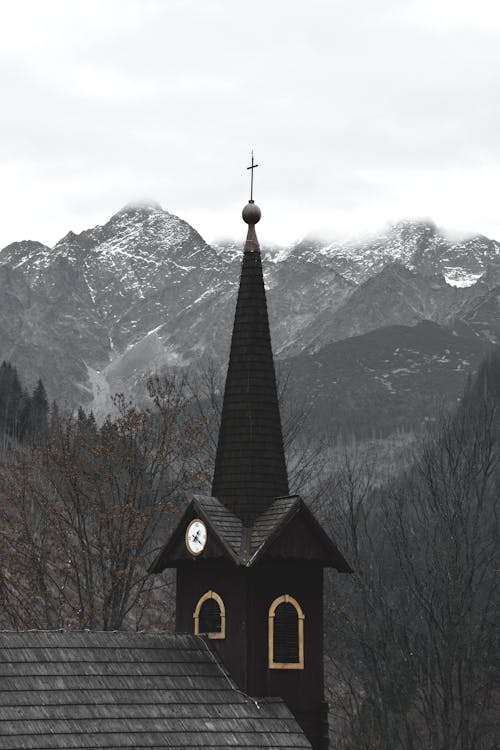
[287,320,490,437]
[304,263,485,354]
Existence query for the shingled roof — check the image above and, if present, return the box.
[0,631,312,749]
[248,495,300,558]
[211,207,289,525]
[150,494,351,572]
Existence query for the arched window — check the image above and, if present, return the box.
[268,594,304,669]
[193,590,226,639]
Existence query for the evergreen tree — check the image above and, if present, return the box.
[49,400,60,434]
[0,363,55,447]
[30,379,49,444]
[465,346,500,402]
[17,389,32,442]
[0,362,23,439]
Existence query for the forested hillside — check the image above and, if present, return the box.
[321,350,499,749]
[0,353,498,748]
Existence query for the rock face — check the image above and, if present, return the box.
[294,220,500,286]
[0,203,223,408]
[0,205,499,431]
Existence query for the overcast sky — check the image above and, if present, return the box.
[1,0,500,248]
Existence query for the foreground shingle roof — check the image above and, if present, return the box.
[0,631,311,749]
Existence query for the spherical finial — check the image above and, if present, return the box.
[242,201,261,225]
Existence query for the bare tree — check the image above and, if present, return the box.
[175,358,329,499]
[323,353,500,750]
[382,393,499,750]
[0,376,206,631]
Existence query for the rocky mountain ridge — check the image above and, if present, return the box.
[293,220,500,286]
[1,203,499,431]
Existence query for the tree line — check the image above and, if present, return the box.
[0,361,51,447]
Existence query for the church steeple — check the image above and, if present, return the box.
[150,160,351,750]
[211,157,289,524]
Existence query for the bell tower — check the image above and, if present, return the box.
[150,157,351,750]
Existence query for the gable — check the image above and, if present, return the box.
[149,494,351,572]
[251,502,352,571]
[249,495,300,557]
[149,495,243,572]
[261,511,327,560]
[160,514,230,563]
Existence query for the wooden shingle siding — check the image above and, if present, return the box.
[0,632,311,749]
[193,495,243,556]
[249,497,300,556]
[212,248,289,525]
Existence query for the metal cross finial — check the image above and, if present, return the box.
[246,150,259,202]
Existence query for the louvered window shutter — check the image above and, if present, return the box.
[199,598,222,634]
[273,602,299,663]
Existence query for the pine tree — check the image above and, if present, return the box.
[49,400,60,434]
[30,379,49,444]
[0,363,23,439]
[468,346,500,401]
[17,389,32,442]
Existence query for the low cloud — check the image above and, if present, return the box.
[1,0,499,247]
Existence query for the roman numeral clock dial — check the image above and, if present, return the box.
[185,519,207,557]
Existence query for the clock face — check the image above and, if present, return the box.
[185,519,207,556]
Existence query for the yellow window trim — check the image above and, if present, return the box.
[268,594,304,670]
[193,590,226,640]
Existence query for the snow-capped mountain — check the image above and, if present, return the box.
[292,220,500,287]
[0,204,499,430]
[2,202,218,347]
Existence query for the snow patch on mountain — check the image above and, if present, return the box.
[444,270,483,287]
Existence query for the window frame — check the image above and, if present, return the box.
[268,594,304,670]
[193,590,226,640]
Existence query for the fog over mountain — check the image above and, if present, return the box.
[1,202,499,435]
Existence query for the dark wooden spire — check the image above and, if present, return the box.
[212,199,289,525]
